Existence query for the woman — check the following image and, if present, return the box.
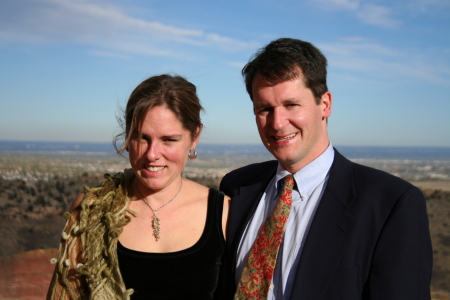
[47,74,230,300]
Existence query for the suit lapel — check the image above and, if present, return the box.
[290,150,357,299]
[227,162,277,267]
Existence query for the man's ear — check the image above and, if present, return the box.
[321,91,332,119]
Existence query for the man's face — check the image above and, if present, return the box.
[252,74,332,173]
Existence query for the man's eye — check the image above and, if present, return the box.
[257,108,271,115]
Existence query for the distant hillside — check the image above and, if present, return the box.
[0,173,104,256]
[423,189,450,293]
[0,174,449,295]
[0,173,220,256]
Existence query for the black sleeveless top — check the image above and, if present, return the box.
[117,189,226,300]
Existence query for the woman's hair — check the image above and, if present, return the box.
[113,74,204,155]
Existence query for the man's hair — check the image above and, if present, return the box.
[242,38,328,103]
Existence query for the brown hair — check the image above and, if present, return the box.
[242,38,328,103]
[113,74,203,155]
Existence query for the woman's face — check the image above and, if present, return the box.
[129,105,199,194]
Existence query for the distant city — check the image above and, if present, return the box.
[1,140,450,184]
[1,140,450,160]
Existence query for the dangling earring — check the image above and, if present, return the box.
[188,149,197,159]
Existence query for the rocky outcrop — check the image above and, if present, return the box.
[0,248,57,300]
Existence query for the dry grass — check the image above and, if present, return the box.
[413,181,450,191]
[431,287,450,299]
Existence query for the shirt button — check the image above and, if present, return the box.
[269,283,274,289]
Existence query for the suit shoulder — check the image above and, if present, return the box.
[351,161,420,195]
[221,160,277,187]
[352,161,407,183]
[334,150,415,189]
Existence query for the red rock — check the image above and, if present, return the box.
[0,248,58,300]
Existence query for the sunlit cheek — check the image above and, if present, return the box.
[162,146,175,157]
[255,123,270,146]
[291,114,306,128]
[167,146,186,162]
[256,116,267,130]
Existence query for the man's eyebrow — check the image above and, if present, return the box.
[253,102,270,110]
[254,98,299,110]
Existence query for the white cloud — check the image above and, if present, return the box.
[313,0,359,10]
[204,34,259,52]
[0,0,256,58]
[313,0,449,29]
[88,50,131,60]
[406,0,450,13]
[323,40,396,58]
[311,0,400,29]
[320,40,450,84]
[356,4,401,28]
[228,61,247,69]
[338,36,370,42]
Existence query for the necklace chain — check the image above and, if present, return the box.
[138,180,183,212]
[135,179,183,241]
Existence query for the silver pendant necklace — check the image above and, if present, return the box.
[135,179,183,241]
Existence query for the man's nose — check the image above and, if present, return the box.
[271,108,288,131]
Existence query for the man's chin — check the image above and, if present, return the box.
[268,147,296,161]
[272,154,297,166]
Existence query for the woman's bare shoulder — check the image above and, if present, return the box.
[69,193,85,212]
[184,178,210,196]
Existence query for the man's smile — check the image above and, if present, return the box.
[273,133,297,141]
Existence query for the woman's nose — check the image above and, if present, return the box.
[145,142,161,161]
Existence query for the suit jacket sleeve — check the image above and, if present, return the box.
[363,184,432,299]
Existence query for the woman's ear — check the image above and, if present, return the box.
[192,125,202,148]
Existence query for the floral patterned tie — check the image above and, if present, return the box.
[235,175,295,300]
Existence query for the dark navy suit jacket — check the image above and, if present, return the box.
[216,149,432,299]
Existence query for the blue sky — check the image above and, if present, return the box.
[0,0,449,147]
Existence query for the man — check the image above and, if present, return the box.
[218,38,432,299]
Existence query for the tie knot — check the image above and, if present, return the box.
[283,174,295,191]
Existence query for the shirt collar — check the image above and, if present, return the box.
[273,143,335,199]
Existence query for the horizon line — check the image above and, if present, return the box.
[1,139,450,149]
